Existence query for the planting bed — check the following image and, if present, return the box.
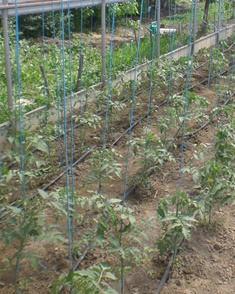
[0,32,235,294]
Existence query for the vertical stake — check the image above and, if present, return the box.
[218,0,222,43]
[192,0,197,55]
[40,65,51,98]
[2,0,13,121]
[150,30,153,57]
[101,0,106,84]
[75,54,84,92]
[156,0,161,59]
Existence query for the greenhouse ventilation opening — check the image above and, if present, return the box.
[0,0,235,293]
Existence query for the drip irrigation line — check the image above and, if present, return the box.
[111,113,149,146]
[183,93,234,138]
[5,59,233,203]
[155,208,199,294]
[5,52,233,171]
[28,145,97,201]
[121,91,234,200]
[3,46,235,210]
[155,238,184,294]
[58,242,93,294]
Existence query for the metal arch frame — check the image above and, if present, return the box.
[1,0,133,118]
[0,0,129,16]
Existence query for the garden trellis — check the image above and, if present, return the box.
[0,0,132,116]
[0,0,235,293]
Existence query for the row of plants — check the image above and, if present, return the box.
[157,103,235,255]
[0,35,231,200]
[0,34,231,199]
[1,41,225,197]
[0,19,190,124]
[0,38,234,292]
[3,0,234,124]
[51,39,235,291]
[52,92,235,292]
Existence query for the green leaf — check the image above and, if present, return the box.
[129,215,136,224]
[108,199,121,204]
[35,141,49,154]
[162,216,177,222]
[51,201,67,215]
[171,222,182,229]
[182,227,191,239]
[121,223,132,233]
[192,171,201,184]
[9,206,22,215]
[6,170,14,182]
[213,188,225,199]
[66,269,74,282]
[157,206,166,218]
[220,195,231,205]
[120,214,128,220]
[38,189,48,199]
[181,216,197,222]
[76,268,95,279]
[104,272,117,280]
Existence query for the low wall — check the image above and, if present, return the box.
[0,23,234,150]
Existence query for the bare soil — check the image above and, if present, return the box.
[0,28,235,294]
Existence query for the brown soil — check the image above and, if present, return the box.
[1,28,235,294]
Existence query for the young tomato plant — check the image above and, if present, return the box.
[158,91,209,140]
[156,191,199,254]
[53,193,154,293]
[190,116,235,223]
[130,127,175,188]
[51,263,118,294]
[0,189,66,292]
[83,148,122,191]
[1,125,55,199]
[73,111,102,148]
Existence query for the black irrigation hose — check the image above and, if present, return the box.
[3,56,227,170]
[24,61,235,203]
[122,71,235,200]
[58,242,93,294]
[155,239,184,294]
[56,40,235,294]
[0,146,97,219]
[1,46,234,286]
[4,56,234,207]
[28,145,96,201]
[111,114,148,147]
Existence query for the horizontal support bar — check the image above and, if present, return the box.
[0,0,129,16]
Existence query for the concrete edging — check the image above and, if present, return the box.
[0,23,234,149]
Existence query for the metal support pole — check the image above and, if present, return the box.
[192,0,197,54]
[218,0,222,43]
[101,0,106,84]
[2,0,13,118]
[156,0,160,58]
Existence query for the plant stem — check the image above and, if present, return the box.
[97,268,104,284]
[14,238,24,293]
